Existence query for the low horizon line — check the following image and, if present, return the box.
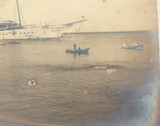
[63,30,158,34]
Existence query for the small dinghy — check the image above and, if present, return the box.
[122,45,143,50]
[122,43,143,50]
[66,48,89,54]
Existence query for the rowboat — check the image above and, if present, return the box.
[122,42,143,50]
[66,48,89,54]
[122,45,143,50]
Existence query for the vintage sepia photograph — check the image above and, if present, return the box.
[0,0,159,126]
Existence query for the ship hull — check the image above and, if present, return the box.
[0,28,62,40]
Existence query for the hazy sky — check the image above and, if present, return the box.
[0,0,158,32]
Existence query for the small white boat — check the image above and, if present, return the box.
[122,43,143,50]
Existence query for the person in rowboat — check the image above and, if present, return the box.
[134,43,138,46]
[73,43,76,50]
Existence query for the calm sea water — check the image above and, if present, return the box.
[0,31,159,126]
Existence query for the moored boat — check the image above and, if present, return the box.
[0,0,87,40]
[66,48,89,54]
[122,43,143,50]
[122,45,143,50]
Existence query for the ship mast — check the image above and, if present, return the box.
[16,0,22,28]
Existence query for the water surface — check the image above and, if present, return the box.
[0,31,159,126]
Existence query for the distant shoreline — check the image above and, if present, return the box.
[64,30,158,35]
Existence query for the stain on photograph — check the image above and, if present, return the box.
[0,0,159,126]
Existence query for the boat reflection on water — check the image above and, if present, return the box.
[65,47,89,58]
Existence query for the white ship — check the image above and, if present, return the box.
[0,0,87,40]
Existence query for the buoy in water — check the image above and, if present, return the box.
[28,80,37,86]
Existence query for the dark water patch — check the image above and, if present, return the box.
[0,119,32,126]
[92,64,124,70]
[9,41,21,45]
[36,64,125,71]
[37,64,93,71]
[106,64,124,69]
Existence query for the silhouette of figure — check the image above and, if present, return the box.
[73,43,76,50]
